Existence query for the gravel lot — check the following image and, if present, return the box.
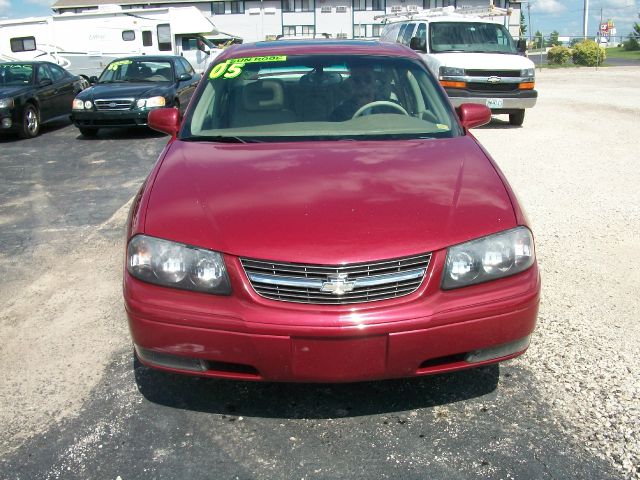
[0,67,638,479]
[473,67,640,478]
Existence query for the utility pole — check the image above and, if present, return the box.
[527,2,531,44]
[583,0,589,39]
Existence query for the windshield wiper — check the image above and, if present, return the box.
[183,135,252,143]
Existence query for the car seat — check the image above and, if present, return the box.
[230,79,296,127]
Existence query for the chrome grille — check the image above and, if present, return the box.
[94,98,134,111]
[241,254,431,305]
[466,70,521,77]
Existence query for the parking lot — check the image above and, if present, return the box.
[0,67,638,479]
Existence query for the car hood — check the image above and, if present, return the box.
[77,82,171,100]
[431,52,534,70]
[144,137,516,264]
[0,85,31,97]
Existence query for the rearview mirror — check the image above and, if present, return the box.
[456,104,492,129]
[148,107,181,136]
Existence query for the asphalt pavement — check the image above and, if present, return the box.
[0,120,622,479]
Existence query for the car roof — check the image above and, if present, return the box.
[217,40,419,62]
[108,56,180,63]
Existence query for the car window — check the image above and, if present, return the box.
[182,54,460,142]
[36,64,52,83]
[99,60,174,83]
[175,59,187,77]
[49,64,68,82]
[0,64,34,86]
[180,58,195,75]
[401,23,416,46]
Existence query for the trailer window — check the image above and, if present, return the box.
[10,36,36,52]
[142,31,153,47]
[122,30,136,41]
[157,24,172,51]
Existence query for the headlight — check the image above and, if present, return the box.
[127,235,231,295]
[0,97,15,109]
[439,66,465,78]
[442,227,535,289]
[137,96,166,109]
[72,99,85,110]
[521,68,535,79]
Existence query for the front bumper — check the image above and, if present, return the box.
[71,109,150,128]
[446,89,538,112]
[125,249,541,383]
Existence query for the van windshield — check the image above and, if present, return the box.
[181,54,461,142]
[430,22,517,54]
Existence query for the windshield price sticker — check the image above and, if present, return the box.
[108,60,132,71]
[209,56,288,79]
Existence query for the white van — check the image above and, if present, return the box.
[379,6,537,126]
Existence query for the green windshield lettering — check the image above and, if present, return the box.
[209,56,288,79]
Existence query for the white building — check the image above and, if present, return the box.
[51,0,524,42]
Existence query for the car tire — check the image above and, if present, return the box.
[509,110,525,126]
[18,104,40,139]
[79,127,99,137]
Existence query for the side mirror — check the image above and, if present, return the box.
[457,104,492,129]
[409,36,425,52]
[89,76,99,84]
[516,38,527,53]
[177,73,193,82]
[39,78,53,87]
[148,107,180,136]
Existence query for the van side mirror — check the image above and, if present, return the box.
[409,37,425,52]
[516,38,527,53]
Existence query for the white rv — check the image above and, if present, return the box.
[379,5,537,126]
[0,5,223,77]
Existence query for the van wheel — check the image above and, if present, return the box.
[509,110,525,126]
[19,104,40,139]
[79,127,99,137]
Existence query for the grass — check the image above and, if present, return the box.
[603,46,640,60]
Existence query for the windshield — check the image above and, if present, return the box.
[181,54,460,142]
[430,22,516,54]
[0,64,34,86]
[99,60,174,83]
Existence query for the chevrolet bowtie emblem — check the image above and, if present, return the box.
[321,273,355,295]
[487,76,502,84]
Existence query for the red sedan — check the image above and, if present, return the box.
[124,40,540,382]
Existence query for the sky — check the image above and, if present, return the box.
[0,0,638,38]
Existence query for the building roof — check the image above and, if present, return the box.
[52,0,202,8]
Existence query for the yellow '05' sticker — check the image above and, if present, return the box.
[209,56,288,79]
[107,60,133,71]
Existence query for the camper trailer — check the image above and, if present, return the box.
[0,5,222,76]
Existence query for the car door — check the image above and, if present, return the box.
[174,58,198,113]
[34,64,57,121]
[48,64,76,116]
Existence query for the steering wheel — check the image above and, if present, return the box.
[352,101,409,119]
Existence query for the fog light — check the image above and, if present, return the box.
[1,118,12,128]
[135,345,208,372]
[465,336,531,363]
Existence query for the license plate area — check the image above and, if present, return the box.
[291,336,387,381]
[486,98,504,109]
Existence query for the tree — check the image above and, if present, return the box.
[519,11,527,37]
[632,14,640,39]
[548,30,561,47]
[534,30,544,49]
